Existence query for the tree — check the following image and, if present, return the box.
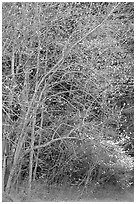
[2,2,134,195]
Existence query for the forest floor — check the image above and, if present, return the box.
[4,180,134,202]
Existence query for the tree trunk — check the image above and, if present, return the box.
[28,110,37,197]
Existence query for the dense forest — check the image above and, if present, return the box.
[2,2,134,201]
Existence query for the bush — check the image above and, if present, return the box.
[2,2,133,193]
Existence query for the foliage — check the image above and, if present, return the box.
[2,2,134,194]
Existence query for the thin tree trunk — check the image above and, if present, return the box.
[32,133,42,181]
[2,140,7,191]
[28,110,37,197]
[33,105,44,180]
[32,2,42,182]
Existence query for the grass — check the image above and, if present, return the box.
[3,179,134,202]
